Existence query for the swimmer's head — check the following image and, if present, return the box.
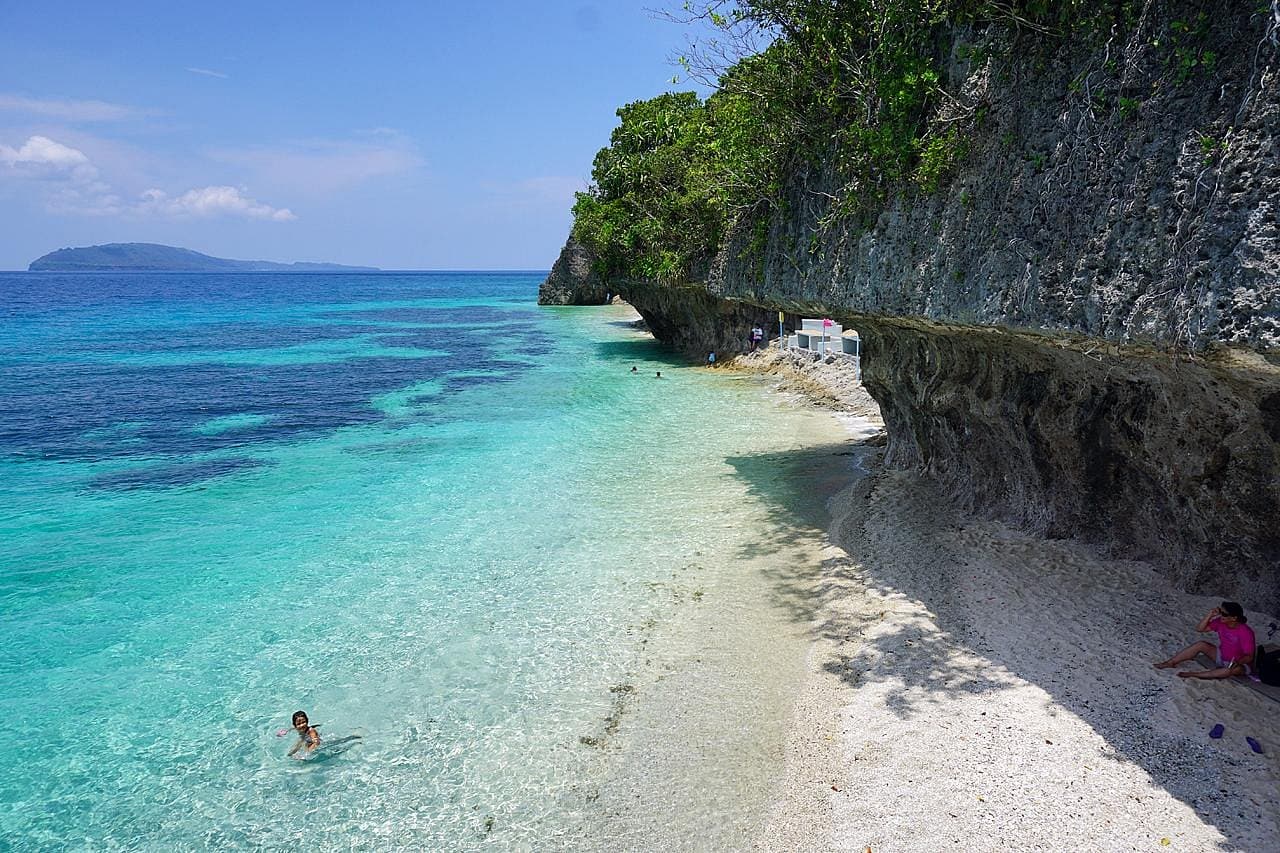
[292,710,310,730]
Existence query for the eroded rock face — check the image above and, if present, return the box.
[714,7,1280,353]
[537,238,611,305]
[856,319,1280,611]
[620,284,1280,606]
[623,284,780,360]
[551,5,1280,605]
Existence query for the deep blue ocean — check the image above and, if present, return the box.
[0,272,849,850]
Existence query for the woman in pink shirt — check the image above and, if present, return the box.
[1154,601,1256,678]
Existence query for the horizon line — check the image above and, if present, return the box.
[4,268,553,274]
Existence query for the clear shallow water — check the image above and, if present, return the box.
[0,272,849,850]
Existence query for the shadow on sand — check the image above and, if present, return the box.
[724,440,1273,850]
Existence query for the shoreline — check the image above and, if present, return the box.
[568,308,873,849]
[727,346,883,423]
[725,343,1280,851]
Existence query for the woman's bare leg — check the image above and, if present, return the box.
[1154,640,1215,669]
[1178,661,1244,679]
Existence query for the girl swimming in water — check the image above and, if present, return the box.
[286,710,321,758]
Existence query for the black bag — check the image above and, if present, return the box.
[1256,644,1280,686]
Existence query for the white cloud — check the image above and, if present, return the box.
[0,136,125,216]
[481,175,587,208]
[512,175,588,203]
[208,134,422,194]
[0,94,142,121]
[1,134,294,221]
[47,184,125,217]
[185,67,229,79]
[138,186,295,221]
[0,135,100,182]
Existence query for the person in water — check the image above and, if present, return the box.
[655,371,663,378]
[630,366,638,373]
[1154,601,1256,678]
[287,710,321,757]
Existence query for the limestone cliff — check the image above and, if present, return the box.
[537,237,612,305]
[550,3,1280,609]
[713,7,1280,354]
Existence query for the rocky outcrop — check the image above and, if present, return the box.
[712,6,1279,353]
[537,238,612,305]
[733,346,884,419]
[856,318,1279,609]
[551,3,1280,608]
[622,282,781,359]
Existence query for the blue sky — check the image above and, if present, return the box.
[0,2,710,270]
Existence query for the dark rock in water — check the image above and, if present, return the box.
[88,456,270,490]
[537,237,610,305]
[624,281,782,361]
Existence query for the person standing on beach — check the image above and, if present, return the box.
[1154,601,1256,679]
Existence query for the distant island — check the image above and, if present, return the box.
[28,243,379,272]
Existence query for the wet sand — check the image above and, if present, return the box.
[567,316,870,850]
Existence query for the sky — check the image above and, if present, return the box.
[0,1,713,270]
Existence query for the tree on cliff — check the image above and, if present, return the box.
[571,89,772,283]
[571,1,1205,284]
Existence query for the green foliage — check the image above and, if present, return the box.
[915,127,967,194]
[1197,132,1223,164]
[571,89,780,282]
[1167,13,1217,84]
[572,96,701,281]
[955,42,992,64]
[572,0,1158,281]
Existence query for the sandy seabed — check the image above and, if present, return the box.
[740,349,1280,853]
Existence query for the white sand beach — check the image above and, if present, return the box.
[743,349,1280,852]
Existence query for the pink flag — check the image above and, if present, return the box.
[822,317,833,327]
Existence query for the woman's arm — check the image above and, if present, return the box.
[306,727,321,750]
[287,737,304,757]
[1195,608,1220,633]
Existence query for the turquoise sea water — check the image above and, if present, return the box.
[0,272,850,850]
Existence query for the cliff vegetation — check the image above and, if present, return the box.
[575,2,1157,281]
[549,1,1280,609]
